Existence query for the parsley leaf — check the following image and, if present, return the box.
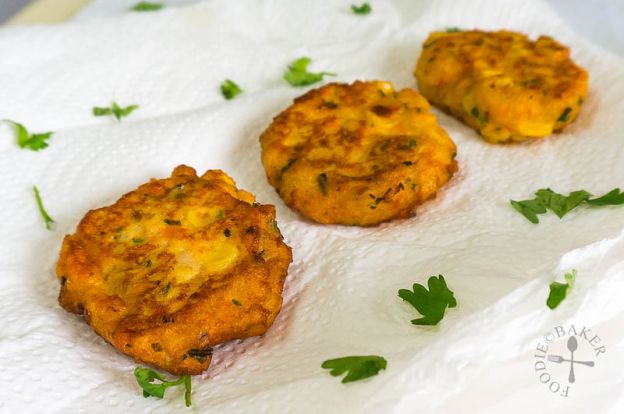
[351,3,372,15]
[134,367,192,407]
[511,188,624,223]
[535,189,590,218]
[33,186,55,230]
[93,102,139,121]
[321,355,387,383]
[130,2,163,11]
[510,198,546,224]
[283,57,336,87]
[398,275,457,326]
[587,188,624,206]
[220,79,243,100]
[546,269,576,310]
[3,120,53,151]
[446,27,462,33]
[557,107,572,122]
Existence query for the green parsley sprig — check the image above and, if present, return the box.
[220,79,243,100]
[445,27,462,33]
[398,275,457,326]
[33,186,55,230]
[3,120,53,151]
[511,188,624,224]
[93,102,139,121]
[283,57,336,87]
[321,355,387,383]
[130,2,163,12]
[547,269,576,310]
[351,3,372,15]
[134,367,192,407]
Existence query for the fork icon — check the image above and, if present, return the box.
[547,337,595,383]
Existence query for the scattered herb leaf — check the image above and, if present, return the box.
[398,275,456,326]
[283,57,336,87]
[557,107,572,122]
[3,120,53,151]
[130,2,163,11]
[134,367,192,407]
[33,186,55,230]
[511,188,624,223]
[321,355,387,383]
[469,107,489,123]
[351,3,371,15]
[93,102,139,121]
[187,347,213,362]
[587,188,624,206]
[446,27,462,33]
[317,172,328,195]
[547,269,576,310]
[536,189,591,218]
[220,79,243,100]
[510,197,546,224]
[281,158,296,174]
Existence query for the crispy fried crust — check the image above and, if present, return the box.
[415,30,589,143]
[56,165,292,375]
[260,81,458,226]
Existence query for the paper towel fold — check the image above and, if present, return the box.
[1,0,624,412]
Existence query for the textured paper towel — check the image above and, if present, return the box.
[1,0,624,412]
[75,0,624,58]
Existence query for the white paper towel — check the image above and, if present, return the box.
[1,0,624,412]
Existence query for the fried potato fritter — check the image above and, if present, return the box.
[260,81,458,226]
[56,165,292,375]
[415,30,589,143]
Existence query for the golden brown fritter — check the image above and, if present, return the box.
[260,81,457,226]
[56,165,292,375]
[415,30,588,143]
